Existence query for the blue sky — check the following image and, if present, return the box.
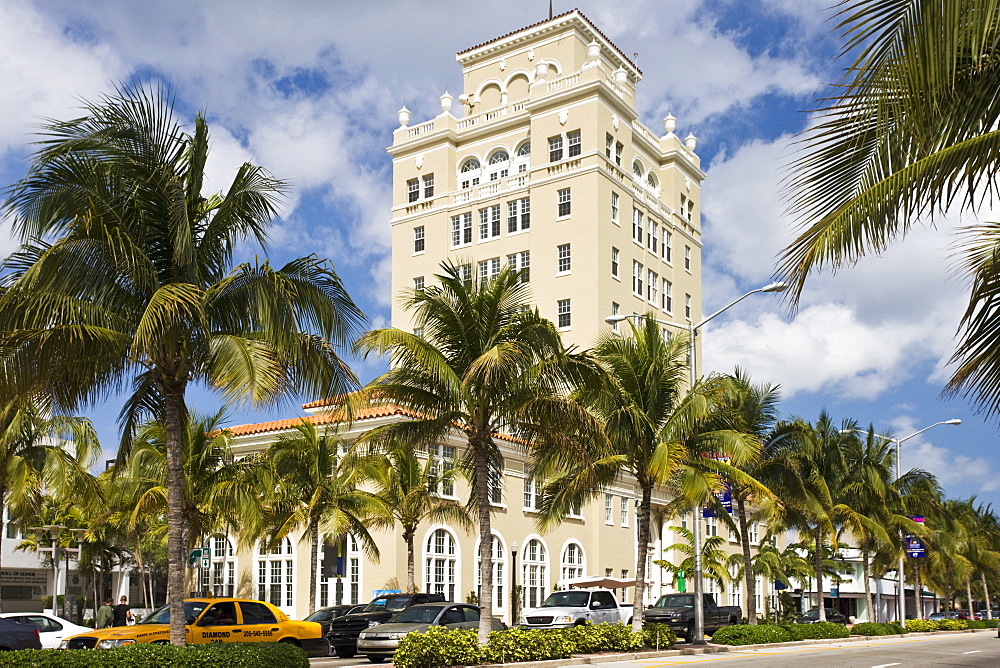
[1,0,995,509]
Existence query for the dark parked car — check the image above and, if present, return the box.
[328,592,446,658]
[0,617,42,650]
[305,604,367,636]
[927,611,947,621]
[797,608,848,625]
[642,593,741,642]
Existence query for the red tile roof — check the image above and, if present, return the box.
[456,8,641,76]
[225,404,418,437]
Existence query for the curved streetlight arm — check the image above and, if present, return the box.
[694,282,786,331]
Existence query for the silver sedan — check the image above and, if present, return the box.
[356,603,503,663]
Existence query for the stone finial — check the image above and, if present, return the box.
[587,40,601,62]
[398,106,411,127]
[663,113,676,135]
[613,67,628,84]
[534,61,550,81]
[440,91,453,113]
[684,133,697,151]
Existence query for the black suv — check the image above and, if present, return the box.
[328,592,446,658]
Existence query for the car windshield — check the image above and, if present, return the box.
[138,602,207,625]
[389,606,443,624]
[653,595,693,608]
[541,592,590,608]
[365,597,409,612]
[305,610,332,622]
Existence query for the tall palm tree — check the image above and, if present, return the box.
[0,85,363,643]
[355,261,597,643]
[0,400,98,612]
[779,0,1000,415]
[358,440,472,594]
[534,316,762,633]
[258,420,381,614]
[656,526,730,595]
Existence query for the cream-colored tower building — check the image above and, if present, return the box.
[389,9,704,350]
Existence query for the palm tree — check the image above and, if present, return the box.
[259,420,381,614]
[738,537,812,620]
[779,0,1000,416]
[0,400,98,612]
[534,316,762,633]
[359,440,472,594]
[0,85,364,643]
[656,526,730,595]
[355,261,596,643]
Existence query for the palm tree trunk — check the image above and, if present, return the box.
[309,521,319,613]
[735,494,756,625]
[162,386,188,646]
[403,528,415,593]
[473,438,493,645]
[966,578,974,614]
[915,563,924,619]
[982,571,992,620]
[632,485,653,631]
[815,526,826,621]
[0,486,6,613]
[135,538,147,608]
[861,544,874,623]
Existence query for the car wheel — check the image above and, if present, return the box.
[574,620,587,627]
[335,647,355,658]
[280,638,301,647]
[366,656,386,664]
[627,617,633,626]
[684,623,695,643]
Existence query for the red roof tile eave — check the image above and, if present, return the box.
[224,404,416,438]
[456,9,642,76]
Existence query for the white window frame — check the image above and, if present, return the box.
[256,538,294,614]
[428,443,457,498]
[476,535,506,610]
[557,188,571,218]
[662,229,672,263]
[522,539,548,609]
[560,542,585,583]
[479,205,501,241]
[632,208,644,246]
[450,213,472,248]
[685,245,692,272]
[414,225,425,254]
[610,302,620,334]
[507,251,530,284]
[620,497,630,527]
[611,247,619,279]
[685,293,692,321]
[478,257,501,284]
[662,279,672,313]
[557,243,571,274]
[611,191,619,225]
[548,135,563,162]
[413,276,424,291]
[407,178,420,203]
[648,220,658,254]
[605,493,614,524]
[647,270,657,304]
[425,528,458,602]
[567,130,581,157]
[507,197,530,233]
[423,173,435,198]
[633,261,644,297]
[557,298,571,329]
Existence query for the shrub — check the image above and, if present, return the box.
[903,619,936,632]
[781,622,849,640]
[937,618,968,631]
[851,622,906,636]
[394,626,482,668]
[0,643,309,667]
[479,628,575,665]
[966,620,986,629]
[641,623,677,650]
[710,624,793,645]
[983,619,999,628]
[564,622,643,654]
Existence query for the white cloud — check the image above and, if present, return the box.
[894,412,998,494]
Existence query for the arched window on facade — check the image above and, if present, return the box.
[560,542,585,583]
[476,535,506,612]
[425,528,458,601]
[318,534,363,606]
[487,149,510,181]
[522,539,548,609]
[513,141,531,174]
[257,537,294,612]
[459,157,482,189]
[202,535,235,597]
[632,159,644,178]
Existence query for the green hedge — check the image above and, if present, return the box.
[937,618,969,631]
[983,619,999,628]
[902,619,936,632]
[0,643,308,667]
[393,622,666,668]
[850,622,906,636]
[710,624,793,645]
[782,622,850,641]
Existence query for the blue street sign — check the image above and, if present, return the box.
[905,535,926,558]
[774,581,788,590]
[714,485,733,513]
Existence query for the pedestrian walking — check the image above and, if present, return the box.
[95,598,114,629]
[112,595,133,626]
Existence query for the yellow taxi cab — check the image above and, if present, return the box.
[59,597,329,657]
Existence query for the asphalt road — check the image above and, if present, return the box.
[308,631,999,667]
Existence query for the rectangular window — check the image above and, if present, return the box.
[605,133,613,159]
[685,245,692,271]
[557,299,571,328]
[458,264,472,284]
[414,327,424,338]
[648,220,658,254]
[620,570,629,603]
[407,178,419,203]
[648,270,657,304]
[685,293,692,320]
[507,251,530,283]
[428,444,456,497]
[749,523,760,544]
[605,493,614,524]
[706,514,718,537]
[663,229,672,263]
[611,247,619,278]
[567,130,581,157]
[450,213,472,247]
[633,261,643,296]
[611,302,620,333]
[620,497,630,527]
[615,141,623,166]
[611,192,619,224]
[557,243,571,273]
[729,565,741,607]
[632,208,643,245]
[523,464,538,510]
[662,279,672,313]
[479,204,500,240]
[478,257,500,283]
[414,276,424,291]
[687,198,694,221]
[423,173,434,198]
[548,135,563,162]
[507,197,530,233]
[414,225,425,253]
[557,188,571,217]
[490,469,504,506]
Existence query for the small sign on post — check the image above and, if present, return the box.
[188,548,201,566]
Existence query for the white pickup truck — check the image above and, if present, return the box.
[518,588,630,629]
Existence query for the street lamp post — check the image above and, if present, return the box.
[605,281,786,644]
[510,541,519,626]
[843,419,960,626]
